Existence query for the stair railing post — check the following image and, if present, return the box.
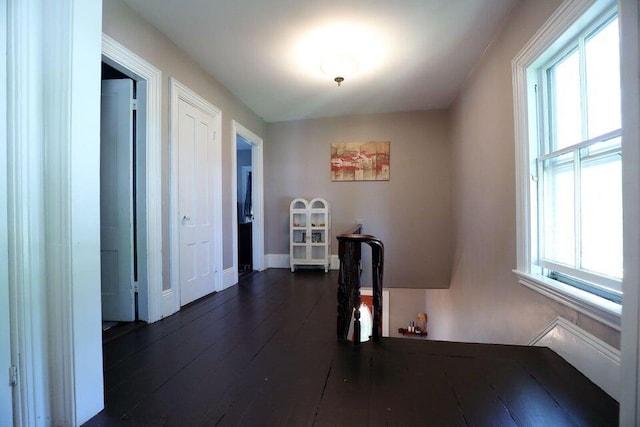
[337,236,361,342]
[367,239,384,341]
[337,232,384,345]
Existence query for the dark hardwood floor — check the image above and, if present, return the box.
[84,269,618,426]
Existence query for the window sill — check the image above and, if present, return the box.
[513,270,621,331]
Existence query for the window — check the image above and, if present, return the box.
[513,0,622,328]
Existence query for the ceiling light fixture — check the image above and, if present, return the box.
[320,54,358,86]
[295,23,386,86]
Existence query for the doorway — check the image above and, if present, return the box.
[231,121,265,287]
[237,135,253,275]
[100,61,147,332]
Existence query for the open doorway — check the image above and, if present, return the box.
[102,33,164,323]
[231,121,265,286]
[237,135,253,275]
[100,61,147,338]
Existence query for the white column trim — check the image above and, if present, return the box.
[0,2,14,424]
[47,0,104,424]
[101,34,163,323]
[619,0,640,422]
[7,0,50,424]
[43,0,77,423]
[8,0,105,425]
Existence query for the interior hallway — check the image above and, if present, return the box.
[85,269,618,426]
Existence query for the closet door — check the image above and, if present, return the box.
[100,79,135,322]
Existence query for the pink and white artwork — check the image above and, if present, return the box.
[330,141,390,182]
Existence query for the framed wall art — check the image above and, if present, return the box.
[330,141,390,182]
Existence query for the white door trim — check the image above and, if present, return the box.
[231,121,265,286]
[170,78,223,313]
[102,34,163,323]
[8,0,105,424]
[9,1,60,424]
[0,3,12,424]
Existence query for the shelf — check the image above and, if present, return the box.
[398,328,428,337]
[290,197,330,273]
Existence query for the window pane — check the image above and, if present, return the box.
[580,140,622,278]
[551,50,582,150]
[586,18,621,138]
[542,154,575,266]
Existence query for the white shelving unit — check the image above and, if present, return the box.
[290,198,331,272]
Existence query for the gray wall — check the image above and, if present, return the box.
[266,111,452,289]
[103,0,268,287]
[103,0,619,349]
[423,0,620,348]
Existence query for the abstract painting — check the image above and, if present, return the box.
[330,141,390,181]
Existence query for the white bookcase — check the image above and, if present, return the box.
[290,198,331,272]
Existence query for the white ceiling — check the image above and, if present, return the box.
[122,0,519,123]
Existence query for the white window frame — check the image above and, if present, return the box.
[512,0,622,331]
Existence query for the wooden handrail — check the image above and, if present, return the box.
[336,231,384,345]
[342,223,363,235]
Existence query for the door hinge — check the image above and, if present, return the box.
[132,283,139,292]
[9,366,17,386]
[131,99,138,110]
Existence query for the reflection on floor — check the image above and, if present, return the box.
[238,269,256,280]
[102,321,146,344]
[102,321,120,332]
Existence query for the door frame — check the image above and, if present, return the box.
[7,0,105,424]
[231,121,265,286]
[169,78,223,314]
[102,34,163,323]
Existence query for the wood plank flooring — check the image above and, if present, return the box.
[84,269,618,426]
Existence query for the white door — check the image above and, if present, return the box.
[100,79,135,322]
[178,98,217,305]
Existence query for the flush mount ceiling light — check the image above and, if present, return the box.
[296,23,386,87]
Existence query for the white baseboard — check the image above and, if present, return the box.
[222,267,236,290]
[530,316,620,401]
[266,254,339,270]
[266,254,290,269]
[161,289,178,319]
